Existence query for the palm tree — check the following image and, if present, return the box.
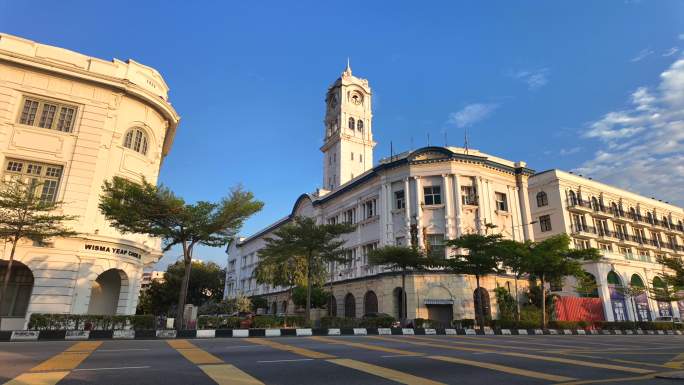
[368,246,427,324]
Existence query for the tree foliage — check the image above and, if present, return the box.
[255,216,354,322]
[100,177,263,329]
[136,260,226,315]
[0,179,78,317]
[292,286,328,309]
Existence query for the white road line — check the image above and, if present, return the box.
[97,348,151,352]
[73,366,151,371]
[257,359,314,363]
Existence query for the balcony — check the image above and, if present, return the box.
[572,224,596,238]
[567,200,593,213]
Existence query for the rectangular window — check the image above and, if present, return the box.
[394,190,405,209]
[359,154,362,163]
[18,97,77,132]
[327,215,338,225]
[362,242,378,266]
[595,219,609,236]
[461,185,477,205]
[539,215,552,232]
[3,158,63,203]
[598,243,612,252]
[351,152,354,160]
[426,234,445,259]
[423,186,442,205]
[573,239,590,250]
[343,208,356,224]
[363,199,377,219]
[495,192,508,211]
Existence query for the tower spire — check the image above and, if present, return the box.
[344,57,352,76]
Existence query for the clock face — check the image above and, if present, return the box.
[351,92,362,105]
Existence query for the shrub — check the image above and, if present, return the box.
[453,319,475,329]
[292,286,328,309]
[28,314,155,330]
[548,321,580,329]
[494,287,517,321]
[251,296,268,311]
[359,316,396,328]
[412,318,444,328]
[320,317,359,328]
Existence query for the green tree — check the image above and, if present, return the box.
[525,234,601,328]
[368,246,427,322]
[136,260,226,315]
[650,275,682,329]
[99,177,263,329]
[292,285,328,309]
[0,180,78,321]
[442,233,504,331]
[256,216,354,323]
[494,286,517,321]
[574,271,599,298]
[498,239,532,321]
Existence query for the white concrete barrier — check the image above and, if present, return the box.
[424,328,436,335]
[327,328,341,336]
[113,330,135,339]
[444,328,457,335]
[156,330,177,339]
[576,329,586,335]
[353,328,367,336]
[232,329,249,337]
[265,329,281,337]
[465,329,477,335]
[295,328,312,336]
[196,330,216,338]
[563,329,572,335]
[501,329,512,335]
[377,328,392,335]
[402,328,415,335]
[517,329,528,335]
[65,330,89,340]
[534,329,544,335]
[11,331,38,341]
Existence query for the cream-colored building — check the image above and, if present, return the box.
[0,33,179,330]
[528,169,684,322]
[225,65,534,326]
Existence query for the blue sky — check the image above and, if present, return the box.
[2,1,683,268]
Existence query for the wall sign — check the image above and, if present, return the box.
[84,243,141,259]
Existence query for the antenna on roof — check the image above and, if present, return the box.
[427,133,430,147]
[464,126,470,154]
[390,141,394,162]
[444,131,448,147]
[410,136,414,151]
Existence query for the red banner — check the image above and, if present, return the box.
[555,296,605,322]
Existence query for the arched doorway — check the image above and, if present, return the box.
[0,261,34,319]
[363,291,378,314]
[607,271,627,321]
[653,277,673,317]
[393,287,405,319]
[630,274,651,321]
[344,293,356,318]
[578,273,599,298]
[328,295,337,317]
[281,300,288,315]
[271,301,277,315]
[87,269,127,315]
[473,287,491,326]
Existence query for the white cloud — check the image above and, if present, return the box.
[630,48,654,62]
[576,58,684,206]
[448,103,498,128]
[512,68,549,90]
[679,33,684,41]
[663,47,679,57]
[559,147,582,156]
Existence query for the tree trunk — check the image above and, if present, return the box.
[305,253,312,324]
[175,242,193,331]
[514,274,520,322]
[0,238,19,322]
[476,275,485,333]
[541,274,547,329]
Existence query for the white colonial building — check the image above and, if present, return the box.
[225,64,534,326]
[528,169,684,322]
[0,33,179,329]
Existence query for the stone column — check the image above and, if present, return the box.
[516,174,533,241]
[476,177,486,234]
[414,176,424,248]
[593,263,615,322]
[452,174,462,237]
[404,177,411,242]
[378,181,388,246]
[384,181,394,245]
[443,174,455,240]
[621,271,638,322]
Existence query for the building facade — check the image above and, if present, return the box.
[0,33,179,329]
[528,169,684,322]
[225,65,534,326]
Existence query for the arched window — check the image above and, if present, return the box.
[611,202,619,216]
[357,119,364,133]
[348,117,355,130]
[271,301,277,315]
[0,261,34,317]
[281,301,288,314]
[328,295,337,317]
[629,207,637,220]
[631,274,651,321]
[473,287,491,326]
[536,191,548,207]
[578,273,598,298]
[591,197,600,211]
[647,212,654,224]
[631,274,645,287]
[363,291,378,314]
[123,128,148,155]
[344,293,356,318]
[607,271,622,286]
[568,190,577,206]
[607,271,627,321]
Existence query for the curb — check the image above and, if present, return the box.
[0,328,681,342]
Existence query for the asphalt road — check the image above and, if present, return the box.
[2,334,684,385]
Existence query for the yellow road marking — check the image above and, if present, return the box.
[553,352,669,369]
[249,337,444,384]
[30,341,102,372]
[313,336,574,381]
[168,340,264,384]
[309,336,421,356]
[167,340,223,364]
[246,338,335,359]
[428,355,574,382]
[3,371,70,385]
[381,336,653,374]
[554,373,658,385]
[199,364,265,385]
[664,352,684,369]
[328,358,446,385]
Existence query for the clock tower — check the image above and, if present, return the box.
[321,61,376,190]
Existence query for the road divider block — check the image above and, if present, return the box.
[197,330,216,338]
[11,331,38,341]
[327,328,341,336]
[501,329,511,335]
[265,329,281,337]
[296,328,313,336]
[402,328,415,335]
[377,328,392,335]
[465,329,476,335]
[233,329,249,337]
[445,328,457,335]
[113,330,135,339]
[65,330,89,340]
[353,328,367,336]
